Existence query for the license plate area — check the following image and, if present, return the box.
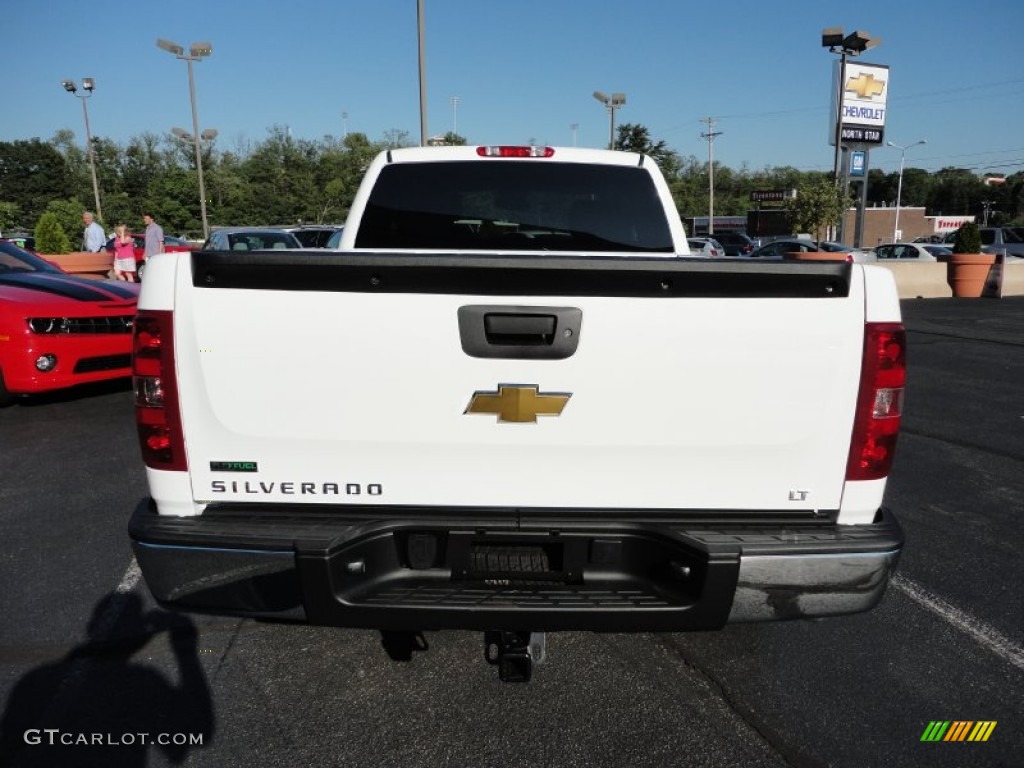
[395,529,708,597]
[464,543,567,583]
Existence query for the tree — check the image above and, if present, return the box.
[614,123,678,173]
[788,176,850,242]
[240,126,321,224]
[669,154,709,217]
[927,167,984,217]
[45,198,89,246]
[0,202,21,233]
[119,133,166,203]
[35,211,71,254]
[381,129,414,149]
[0,139,74,226]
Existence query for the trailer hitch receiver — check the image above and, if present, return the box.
[484,631,546,683]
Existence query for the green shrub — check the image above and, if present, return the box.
[788,176,850,243]
[44,198,88,245]
[35,212,71,254]
[952,221,981,254]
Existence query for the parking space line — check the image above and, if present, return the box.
[893,575,1024,672]
[116,556,142,594]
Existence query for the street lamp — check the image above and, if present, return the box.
[822,27,881,242]
[593,91,625,150]
[61,78,102,222]
[172,127,219,143]
[157,38,213,239]
[887,139,926,242]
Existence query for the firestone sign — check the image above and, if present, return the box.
[932,216,974,234]
[750,189,796,203]
[830,61,889,146]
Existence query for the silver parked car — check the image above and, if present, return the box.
[202,227,302,251]
[748,238,875,262]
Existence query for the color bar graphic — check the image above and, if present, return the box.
[920,721,996,742]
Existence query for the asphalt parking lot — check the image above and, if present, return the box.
[0,296,1021,767]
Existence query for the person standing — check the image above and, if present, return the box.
[141,212,164,276]
[112,225,137,282]
[82,211,105,252]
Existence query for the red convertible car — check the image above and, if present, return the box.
[0,240,139,405]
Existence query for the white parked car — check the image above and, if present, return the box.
[687,237,725,257]
[872,242,950,262]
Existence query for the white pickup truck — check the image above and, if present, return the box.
[130,145,906,681]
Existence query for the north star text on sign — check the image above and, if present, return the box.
[843,106,885,120]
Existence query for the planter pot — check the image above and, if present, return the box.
[946,253,996,298]
[39,251,113,280]
[784,251,847,261]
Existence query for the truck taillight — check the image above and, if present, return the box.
[846,322,906,481]
[476,146,555,158]
[133,310,187,471]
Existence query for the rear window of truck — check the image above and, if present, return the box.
[354,161,674,252]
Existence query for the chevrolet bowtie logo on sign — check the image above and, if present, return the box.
[465,384,571,423]
[920,721,997,742]
[846,72,885,99]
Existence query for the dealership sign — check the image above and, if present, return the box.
[849,150,866,177]
[830,61,889,146]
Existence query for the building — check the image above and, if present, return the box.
[842,207,975,246]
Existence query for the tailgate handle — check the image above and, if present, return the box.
[484,313,556,345]
[459,305,582,360]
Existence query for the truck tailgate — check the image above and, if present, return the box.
[174,253,864,517]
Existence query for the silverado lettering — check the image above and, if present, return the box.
[129,145,906,683]
[210,481,382,495]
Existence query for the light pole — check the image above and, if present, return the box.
[157,38,213,239]
[887,139,926,242]
[822,27,880,242]
[701,117,723,235]
[592,91,625,149]
[61,78,102,222]
[450,96,460,137]
[417,0,428,146]
[569,123,579,147]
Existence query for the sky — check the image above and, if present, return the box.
[4,0,1024,176]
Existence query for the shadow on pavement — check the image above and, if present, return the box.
[0,592,214,767]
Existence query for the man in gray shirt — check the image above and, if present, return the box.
[142,212,165,271]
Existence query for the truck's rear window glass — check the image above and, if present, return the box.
[354,161,674,252]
